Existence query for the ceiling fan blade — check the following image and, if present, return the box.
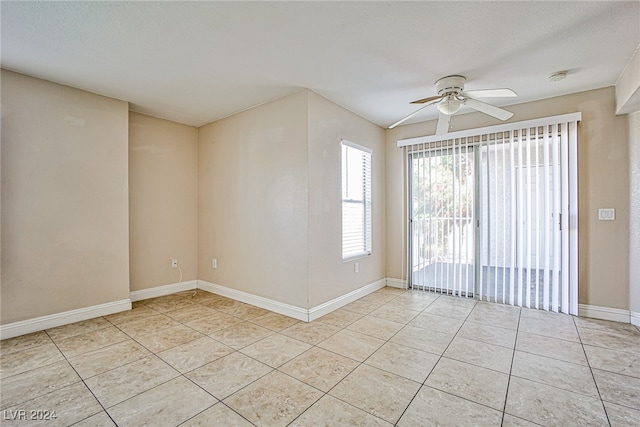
[410,95,442,104]
[462,88,517,98]
[435,112,450,135]
[388,99,440,129]
[464,98,514,121]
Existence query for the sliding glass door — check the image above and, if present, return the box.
[407,116,578,314]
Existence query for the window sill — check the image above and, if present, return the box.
[342,252,371,263]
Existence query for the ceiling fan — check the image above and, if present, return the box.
[388,75,517,134]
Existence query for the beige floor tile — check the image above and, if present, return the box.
[201,297,239,310]
[584,344,640,378]
[456,320,517,348]
[422,302,475,319]
[116,313,182,338]
[341,299,384,315]
[425,357,509,411]
[0,331,53,356]
[157,336,234,373]
[516,331,587,365]
[291,394,393,427]
[143,295,196,313]
[164,304,218,323]
[250,312,300,331]
[593,369,640,410]
[103,305,158,326]
[55,326,129,358]
[575,316,640,334]
[73,411,117,426]
[505,376,608,426]
[186,352,272,400]
[578,327,640,354]
[500,414,540,427]
[0,341,63,379]
[315,309,363,328]
[46,317,112,341]
[4,289,640,426]
[68,340,150,379]
[444,336,513,373]
[225,371,323,427]
[518,315,579,342]
[0,360,80,410]
[604,401,640,427]
[409,312,465,334]
[347,315,404,340]
[107,376,217,427]
[187,289,223,302]
[134,324,204,353]
[186,311,242,334]
[365,341,439,383]
[467,304,520,330]
[317,329,384,362]
[221,303,271,320]
[398,386,503,427]
[279,347,359,392]
[209,322,273,349]
[388,297,435,311]
[3,382,102,427]
[181,403,253,426]
[370,305,420,324]
[280,322,339,345]
[85,356,179,408]
[390,325,455,356]
[512,351,598,397]
[329,364,421,424]
[240,333,311,368]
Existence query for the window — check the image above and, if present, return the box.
[342,140,372,260]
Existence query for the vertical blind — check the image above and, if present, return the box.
[342,140,372,260]
[399,113,580,315]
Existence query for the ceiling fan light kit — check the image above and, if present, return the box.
[389,75,517,134]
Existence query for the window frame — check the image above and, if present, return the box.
[341,139,372,261]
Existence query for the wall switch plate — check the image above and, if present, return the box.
[212,259,217,269]
[171,258,178,268]
[598,208,615,221]
[354,262,359,273]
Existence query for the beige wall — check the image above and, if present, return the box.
[307,92,386,307]
[1,70,130,323]
[198,90,310,308]
[629,110,640,316]
[386,87,631,310]
[129,112,198,291]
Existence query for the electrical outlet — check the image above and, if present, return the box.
[212,258,217,269]
[598,208,615,221]
[354,262,359,273]
[171,258,178,268]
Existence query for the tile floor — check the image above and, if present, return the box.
[1,288,639,426]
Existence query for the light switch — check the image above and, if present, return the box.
[598,208,615,221]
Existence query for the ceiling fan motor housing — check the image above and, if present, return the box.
[435,75,466,96]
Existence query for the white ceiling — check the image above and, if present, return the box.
[2,1,639,128]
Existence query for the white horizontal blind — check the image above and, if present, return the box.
[342,140,372,260]
[401,113,580,315]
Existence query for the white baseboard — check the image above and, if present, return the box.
[631,311,640,327]
[386,277,407,289]
[197,278,387,322]
[0,299,132,340]
[578,304,631,324]
[197,280,309,321]
[130,280,198,302]
[308,278,387,321]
